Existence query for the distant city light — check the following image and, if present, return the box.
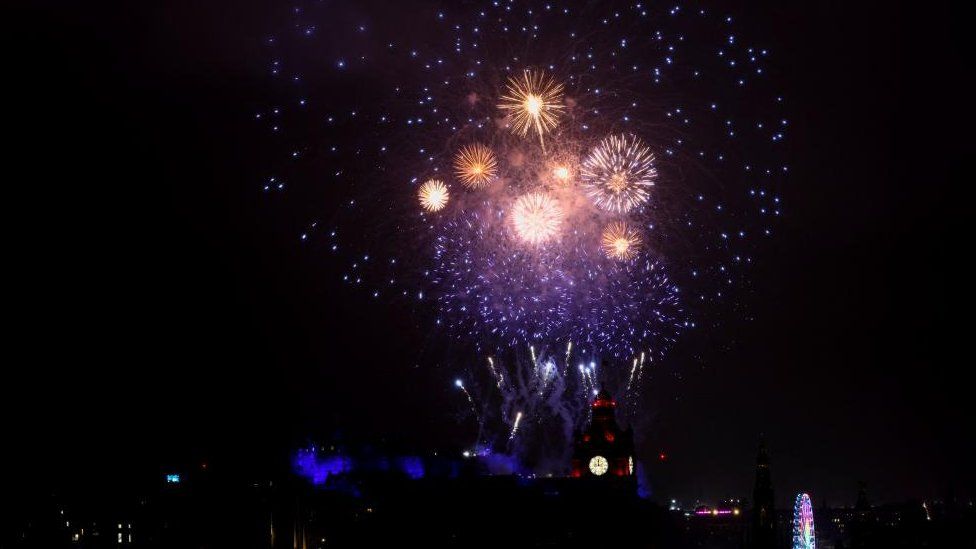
[694,506,740,517]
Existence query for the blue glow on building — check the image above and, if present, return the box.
[294,448,352,485]
[293,446,437,485]
[396,456,425,480]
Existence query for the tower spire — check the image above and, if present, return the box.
[750,439,776,549]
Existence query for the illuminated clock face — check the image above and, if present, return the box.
[589,455,609,476]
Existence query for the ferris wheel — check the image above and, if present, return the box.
[792,492,816,549]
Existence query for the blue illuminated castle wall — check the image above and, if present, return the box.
[293,446,479,486]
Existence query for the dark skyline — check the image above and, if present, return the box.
[6,0,967,509]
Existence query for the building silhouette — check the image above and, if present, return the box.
[748,440,777,549]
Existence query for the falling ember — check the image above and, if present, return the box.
[498,70,565,148]
[511,192,563,244]
[581,134,657,213]
[601,221,642,260]
[454,143,498,189]
[418,179,449,212]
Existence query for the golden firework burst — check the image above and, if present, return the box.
[453,143,498,189]
[418,179,449,212]
[601,221,642,260]
[511,192,562,245]
[581,134,657,213]
[498,70,565,148]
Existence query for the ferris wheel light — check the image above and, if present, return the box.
[792,492,816,549]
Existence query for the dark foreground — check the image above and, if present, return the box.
[5,466,973,548]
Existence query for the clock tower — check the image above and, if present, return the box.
[571,389,635,478]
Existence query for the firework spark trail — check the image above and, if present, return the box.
[579,362,596,396]
[563,341,573,377]
[627,357,639,392]
[486,356,503,388]
[626,351,647,391]
[463,347,653,472]
[508,411,523,441]
[474,349,586,466]
[455,379,478,417]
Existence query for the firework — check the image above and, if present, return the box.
[601,221,642,260]
[487,356,503,388]
[581,134,657,213]
[510,192,562,245]
[498,70,565,148]
[627,357,639,390]
[267,3,784,360]
[455,378,478,416]
[552,165,571,183]
[454,143,498,189]
[263,2,788,472]
[509,411,524,441]
[418,178,449,212]
[433,209,683,358]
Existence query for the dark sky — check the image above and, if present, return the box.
[7,1,967,508]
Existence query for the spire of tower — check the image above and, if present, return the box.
[750,439,777,549]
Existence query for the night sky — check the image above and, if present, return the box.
[7,1,967,508]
